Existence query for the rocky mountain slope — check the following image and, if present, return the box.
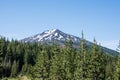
[20,29,119,56]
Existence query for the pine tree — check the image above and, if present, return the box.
[32,46,49,80]
[74,32,90,80]
[113,56,120,80]
[49,48,60,79]
[89,39,106,80]
[63,37,75,79]
[0,38,4,78]
[11,60,18,77]
[105,56,115,80]
[21,43,29,74]
[2,55,12,77]
[49,43,66,80]
[74,42,83,79]
[79,31,88,79]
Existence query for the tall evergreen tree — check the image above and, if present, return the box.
[11,60,19,77]
[31,46,49,80]
[89,39,106,80]
[63,37,75,79]
[113,56,120,80]
[0,38,4,78]
[49,43,62,80]
[21,43,30,74]
[74,32,90,80]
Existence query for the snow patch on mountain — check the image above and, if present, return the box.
[59,35,64,39]
[44,29,56,34]
[21,29,81,43]
[55,33,58,36]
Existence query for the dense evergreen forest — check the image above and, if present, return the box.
[0,34,120,80]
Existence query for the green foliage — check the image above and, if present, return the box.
[0,35,120,80]
[11,60,19,77]
[88,39,106,79]
[31,46,50,79]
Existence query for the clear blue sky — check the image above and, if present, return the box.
[0,0,120,50]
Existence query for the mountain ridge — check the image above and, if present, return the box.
[20,29,119,56]
[21,29,81,43]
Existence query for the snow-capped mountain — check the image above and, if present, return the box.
[21,29,82,44]
[20,29,119,56]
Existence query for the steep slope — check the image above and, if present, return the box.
[21,29,119,56]
[21,29,81,43]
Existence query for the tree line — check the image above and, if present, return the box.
[0,34,120,80]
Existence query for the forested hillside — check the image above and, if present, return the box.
[0,35,120,80]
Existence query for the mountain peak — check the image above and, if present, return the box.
[21,29,81,43]
[43,29,59,34]
[20,29,118,56]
